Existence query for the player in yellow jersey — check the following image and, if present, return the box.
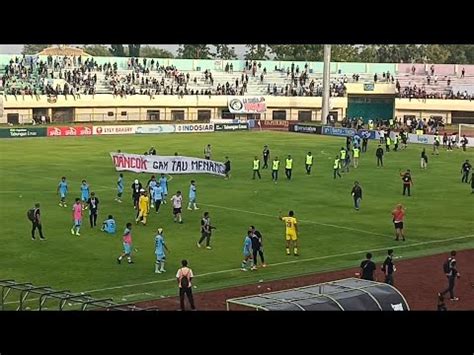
[279,210,299,256]
[136,189,150,225]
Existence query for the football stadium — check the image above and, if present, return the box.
[0,44,473,311]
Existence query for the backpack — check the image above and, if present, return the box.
[27,208,36,222]
[180,269,190,288]
[443,259,451,274]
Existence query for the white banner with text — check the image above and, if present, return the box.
[110,152,226,176]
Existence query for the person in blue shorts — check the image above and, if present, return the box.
[241,230,254,271]
[57,176,68,207]
[80,179,90,210]
[159,174,168,204]
[115,173,124,203]
[101,215,116,234]
[154,228,169,273]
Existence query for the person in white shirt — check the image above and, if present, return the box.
[176,259,196,311]
[170,191,183,223]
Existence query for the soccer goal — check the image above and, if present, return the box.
[458,123,474,138]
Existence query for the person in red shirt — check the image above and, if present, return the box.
[391,204,406,241]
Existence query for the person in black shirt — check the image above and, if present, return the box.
[420,148,428,169]
[351,181,363,210]
[376,145,384,167]
[224,156,231,180]
[87,192,100,227]
[439,250,461,301]
[362,136,368,153]
[461,159,471,183]
[470,172,474,193]
[250,226,266,268]
[131,179,143,209]
[148,146,156,155]
[197,212,215,249]
[400,169,413,196]
[360,252,376,281]
[262,145,270,169]
[31,203,46,241]
[382,249,395,285]
[460,135,468,152]
[346,136,351,151]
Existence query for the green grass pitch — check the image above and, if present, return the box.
[0,131,473,309]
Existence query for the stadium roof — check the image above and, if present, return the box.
[226,278,410,311]
[38,46,90,56]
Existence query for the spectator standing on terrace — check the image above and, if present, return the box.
[176,259,196,311]
[461,68,465,78]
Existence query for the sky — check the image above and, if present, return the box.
[0,44,248,57]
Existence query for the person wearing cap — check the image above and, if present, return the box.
[154,228,169,273]
[131,179,143,209]
[136,189,150,225]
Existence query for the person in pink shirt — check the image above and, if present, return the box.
[71,198,83,236]
[117,223,133,264]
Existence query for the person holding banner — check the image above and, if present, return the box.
[252,156,261,180]
[187,180,199,211]
[272,157,280,183]
[171,191,183,224]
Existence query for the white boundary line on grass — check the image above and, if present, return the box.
[3,231,473,305]
[200,203,392,238]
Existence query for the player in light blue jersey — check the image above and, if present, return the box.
[187,180,199,211]
[115,173,124,203]
[152,184,163,213]
[80,179,90,210]
[101,215,116,234]
[159,174,168,204]
[241,230,254,271]
[147,175,158,208]
[154,228,169,273]
[57,176,68,207]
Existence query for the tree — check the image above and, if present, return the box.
[109,44,126,57]
[177,44,212,59]
[244,44,270,60]
[213,45,237,59]
[140,46,174,58]
[268,45,323,61]
[82,45,112,56]
[421,45,451,64]
[22,44,50,55]
[128,44,141,57]
[330,45,360,62]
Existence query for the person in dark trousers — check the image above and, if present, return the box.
[376,145,384,167]
[460,135,468,152]
[362,135,368,153]
[382,249,396,285]
[224,156,231,180]
[305,152,313,175]
[400,169,413,196]
[250,226,266,268]
[439,251,461,301]
[131,179,143,209]
[461,159,472,183]
[470,172,474,193]
[360,252,376,281]
[197,211,215,249]
[333,155,342,179]
[252,156,261,179]
[420,148,428,169]
[30,203,46,240]
[351,181,362,210]
[262,145,270,169]
[176,259,196,311]
[285,155,293,180]
[87,192,99,227]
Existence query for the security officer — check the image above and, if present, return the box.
[262,145,270,169]
[376,145,384,167]
[382,249,396,286]
[285,154,293,180]
[461,159,472,183]
[272,156,280,182]
[333,155,342,179]
[252,156,261,180]
[305,152,314,175]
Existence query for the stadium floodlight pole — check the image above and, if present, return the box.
[321,44,331,125]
